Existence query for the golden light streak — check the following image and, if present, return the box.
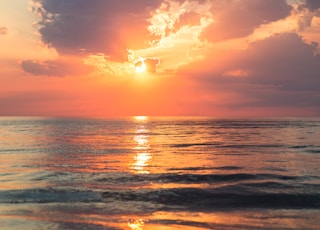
[131,152,152,174]
[131,116,152,174]
[128,219,145,230]
[134,116,148,122]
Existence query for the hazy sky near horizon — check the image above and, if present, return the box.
[1,0,320,117]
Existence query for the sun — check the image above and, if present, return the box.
[135,59,146,73]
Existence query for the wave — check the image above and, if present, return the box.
[170,143,285,148]
[0,188,101,204]
[3,181,317,210]
[101,186,320,209]
[168,166,244,171]
[96,173,299,184]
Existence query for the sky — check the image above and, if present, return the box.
[1,0,320,117]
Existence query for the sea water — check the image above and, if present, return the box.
[0,117,319,229]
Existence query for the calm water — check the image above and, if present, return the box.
[0,116,319,229]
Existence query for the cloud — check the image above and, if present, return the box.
[303,0,320,11]
[24,0,318,82]
[182,33,320,111]
[25,0,165,77]
[202,0,292,42]
[0,26,9,35]
[135,58,159,73]
[30,0,163,61]
[236,33,320,92]
[21,58,93,76]
[135,0,213,74]
[294,0,320,30]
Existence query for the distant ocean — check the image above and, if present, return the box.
[0,117,319,229]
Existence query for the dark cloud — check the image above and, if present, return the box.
[21,59,93,77]
[31,0,163,60]
[295,0,320,30]
[0,26,9,35]
[238,33,320,92]
[184,33,320,110]
[304,0,320,11]
[203,0,292,42]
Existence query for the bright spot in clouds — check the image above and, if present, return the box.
[82,0,214,76]
[135,58,147,73]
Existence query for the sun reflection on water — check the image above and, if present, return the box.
[133,116,148,122]
[131,117,152,174]
[133,135,148,148]
[132,152,152,174]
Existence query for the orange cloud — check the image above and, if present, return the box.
[0,26,9,35]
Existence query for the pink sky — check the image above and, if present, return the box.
[1,0,320,117]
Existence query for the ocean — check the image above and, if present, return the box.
[0,116,319,229]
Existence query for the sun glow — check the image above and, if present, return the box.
[134,116,148,122]
[128,219,145,230]
[135,59,147,73]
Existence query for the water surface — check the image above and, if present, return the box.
[0,117,319,229]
